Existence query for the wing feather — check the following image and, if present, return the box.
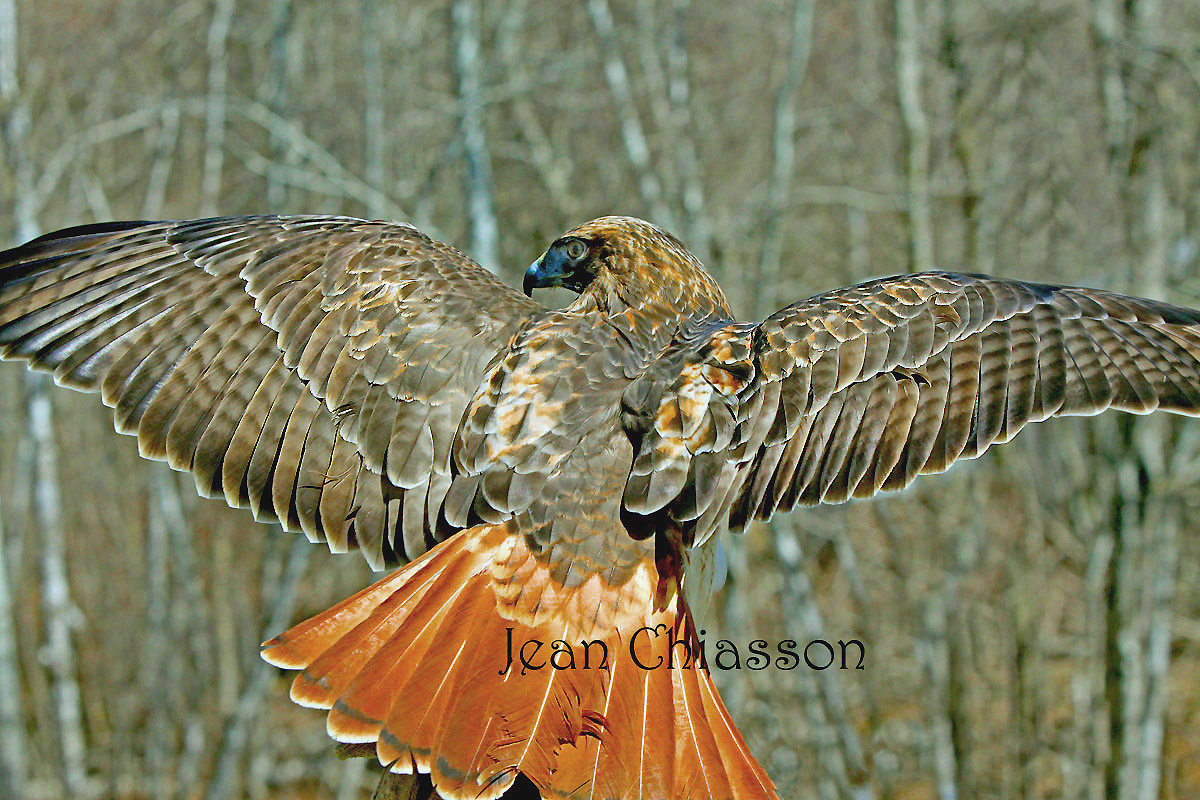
[623,272,1200,542]
[0,216,542,566]
[276,390,325,540]
[192,330,281,495]
[224,354,292,515]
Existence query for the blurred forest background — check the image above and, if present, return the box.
[0,0,1198,799]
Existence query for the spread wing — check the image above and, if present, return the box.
[0,216,542,567]
[624,271,1200,541]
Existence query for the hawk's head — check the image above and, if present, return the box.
[523,216,728,316]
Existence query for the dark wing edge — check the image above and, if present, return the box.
[0,215,543,568]
[623,271,1200,544]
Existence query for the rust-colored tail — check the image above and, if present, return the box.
[263,523,777,800]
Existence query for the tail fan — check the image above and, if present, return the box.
[262,523,777,800]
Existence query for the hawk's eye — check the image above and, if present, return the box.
[564,239,588,261]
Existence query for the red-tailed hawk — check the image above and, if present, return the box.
[4,214,1200,799]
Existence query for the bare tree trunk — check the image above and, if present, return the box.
[0,498,24,800]
[1127,18,1174,791]
[495,0,578,217]
[3,6,90,794]
[202,0,236,216]
[361,0,387,220]
[1088,3,1179,799]
[1070,527,1114,800]
[453,0,499,271]
[141,113,180,221]
[0,0,13,103]
[894,0,934,273]
[203,537,310,800]
[263,0,295,210]
[774,519,873,800]
[79,170,112,220]
[0,9,34,242]
[758,0,814,317]
[1091,0,1130,182]
[1106,442,1143,800]
[213,535,241,715]
[917,594,959,800]
[587,0,676,231]
[27,371,91,798]
[160,469,211,800]
[0,3,27,794]
[265,0,293,211]
[141,469,174,797]
[143,102,180,212]
[627,0,712,265]
[665,0,711,266]
[1137,499,1176,800]
[334,759,369,800]
[938,0,978,272]
[630,1,674,183]
[847,206,870,274]
[973,40,1025,277]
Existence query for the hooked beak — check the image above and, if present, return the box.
[522,251,569,296]
[522,258,542,296]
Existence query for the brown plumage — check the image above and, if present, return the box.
[4,214,1200,799]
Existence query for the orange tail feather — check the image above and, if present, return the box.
[262,523,777,800]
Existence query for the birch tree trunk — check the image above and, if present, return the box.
[0,1,27,794]
[2,3,90,794]
[774,518,873,800]
[27,370,90,798]
[174,537,210,796]
[264,0,293,210]
[587,0,675,231]
[1125,11,1177,800]
[665,0,712,267]
[140,103,180,219]
[1089,3,1181,798]
[894,0,934,273]
[494,0,577,217]
[203,537,310,800]
[0,498,24,800]
[202,0,236,216]
[361,0,387,220]
[758,0,814,317]
[140,470,174,797]
[453,0,499,272]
